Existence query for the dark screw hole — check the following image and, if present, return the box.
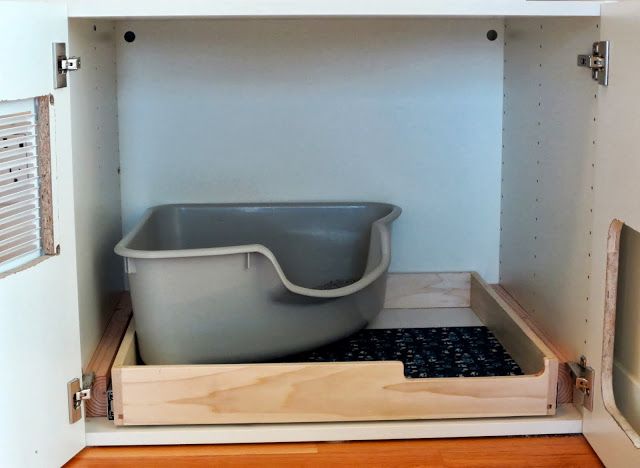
[124,31,136,43]
[486,30,498,41]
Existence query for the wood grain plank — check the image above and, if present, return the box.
[384,272,470,309]
[65,437,602,467]
[112,326,552,426]
[470,273,552,374]
[116,362,551,425]
[493,284,574,405]
[469,273,559,414]
[84,293,133,417]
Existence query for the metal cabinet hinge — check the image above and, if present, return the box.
[60,57,81,72]
[67,372,94,424]
[578,41,610,86]
[53,42,81,89]
[568,356,594,411]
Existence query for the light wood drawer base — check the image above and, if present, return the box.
[111,272,558,426]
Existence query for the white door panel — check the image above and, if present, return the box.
[0,1,85,466]
[0,1,69,101]
[584,1,640,466]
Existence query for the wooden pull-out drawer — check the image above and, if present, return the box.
[110,272,558,426]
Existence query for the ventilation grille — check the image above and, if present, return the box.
[0,109,41,273]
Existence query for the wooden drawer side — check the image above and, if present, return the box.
[112,322,553,426]
[470,272,559,411]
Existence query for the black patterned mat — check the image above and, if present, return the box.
[280,327,523,378]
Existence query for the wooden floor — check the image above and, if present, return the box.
[67,436,602,467]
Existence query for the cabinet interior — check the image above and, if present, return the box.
[68,16,600,378]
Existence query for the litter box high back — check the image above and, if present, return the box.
[115,202,401,364]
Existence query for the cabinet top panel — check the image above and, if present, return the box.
[68,0,602,19]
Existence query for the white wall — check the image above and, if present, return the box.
[116,18,503,280]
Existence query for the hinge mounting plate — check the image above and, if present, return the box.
[568,356,594,411]
[67,373,94,424]
[578,40,610,86]
[53,42,81,89]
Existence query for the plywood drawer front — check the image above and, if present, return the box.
[111,272,559,426]
[114,356,553,425]
[384,272,471,309]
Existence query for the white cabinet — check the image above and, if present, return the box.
[2,1,640,466]
[66,0,602,18]
[0,2,85,467]
[582,1,640,465]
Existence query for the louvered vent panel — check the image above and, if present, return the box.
[0,108,41,273]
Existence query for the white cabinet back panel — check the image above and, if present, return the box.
[116,19,503,280]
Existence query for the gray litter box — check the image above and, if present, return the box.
[115,202,401,364]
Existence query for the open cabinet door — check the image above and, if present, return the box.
[583,1,640,466]
[0,1,86,466]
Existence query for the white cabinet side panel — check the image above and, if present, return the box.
[500,18,599,360]
[0,2,85,466]
[583,1,640,465]
[116,19,503,281]
[69,20,124,368]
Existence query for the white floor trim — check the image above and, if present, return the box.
[86,404,582,446]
